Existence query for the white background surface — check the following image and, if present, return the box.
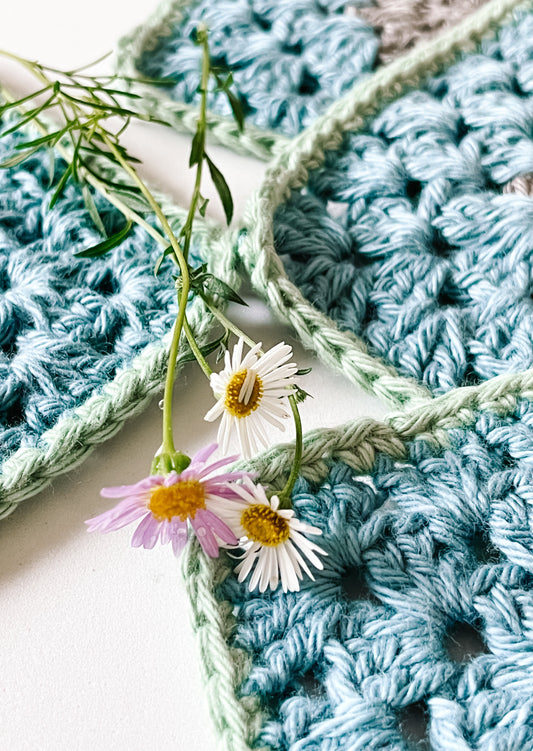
[0,3,387,749]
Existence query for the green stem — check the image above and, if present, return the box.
[202,296,257,350]
[161,292,189,454]
[183,315,212,378]
[181,31,210,263]
[98,132,191,454]
[277,395,303,509]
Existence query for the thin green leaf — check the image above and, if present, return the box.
[56,52,112,75]
[82,184,107,236]
[49,162,73,208]
[189,128,204,167]
[294,386,311,403]
[0,93,57,136]
[154,246,173,276]
[60,92,172,126]
[205,155,233,225]
[47,146,56,186]
[0,85,52,114]
[13,123,74,150]
[74,220,132,258]
[195,273,247,306]
[59,83,143,100]
[81,140,143,165]
[198,197,209,217]
[69,131,83,183]
[295,368,312,376]
[180,333,229,364]
[107,187,152,214]
[226,90,245,132]
[0,145,42,169]
[216,330,231,361]
[116,74,176,87]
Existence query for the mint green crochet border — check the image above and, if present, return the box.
[182,366,533,751]
[0,187,240,520]
[115,0,288,162]
[238,0,533,411]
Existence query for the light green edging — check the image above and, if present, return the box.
[238,0,533,411]
[182,542,269,751]
[183,365,533,751]
[115,0,287,162]
[0,195,241,520]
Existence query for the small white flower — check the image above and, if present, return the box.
[204,338,298,459]
[220,479,326,593]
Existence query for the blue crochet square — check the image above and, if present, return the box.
[0,126,202,473]
[274,11,533,394]
[135,0,378,136]
[219,402,533,749]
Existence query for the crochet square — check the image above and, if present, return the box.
[183,393,533,750]
[117,0,489,158]
[0,123,238,517]
[239,0,533,407]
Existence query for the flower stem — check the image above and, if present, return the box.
[181,28,210,263]
[183,315,212,378]
[160,293,190,454]
[202,296,257,350]
[276,394,303,509]
[97,133,192,454]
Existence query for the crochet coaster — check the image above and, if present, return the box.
[183,376,533,750]
[116,0,489,160]
[0,124,239,518]
[239,0,533,408]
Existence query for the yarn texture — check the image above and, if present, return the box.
[0,123,239,518]
[167,3,533,750]
[184,388,533,751]
[239,0,533,408]
[116,0,492,159]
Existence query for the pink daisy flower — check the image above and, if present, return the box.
[86,444,247,558]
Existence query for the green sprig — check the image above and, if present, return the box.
[0,31,306,507]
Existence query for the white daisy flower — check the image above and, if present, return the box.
[204,338,298,459]
[220,479,327,593]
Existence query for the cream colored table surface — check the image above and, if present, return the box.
[0,4,387,748]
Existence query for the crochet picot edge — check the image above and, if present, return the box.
[0,179,241,521]
[238,0,533,412]
[115,0,287,162]
[181,365,533,751]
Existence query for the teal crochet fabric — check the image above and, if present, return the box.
[134,0,379,137]
[273,10,533,395]
[0,133,172,461]
[0,121,238,517]
[194,396,533,750]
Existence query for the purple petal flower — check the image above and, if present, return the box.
[86,444,251,558]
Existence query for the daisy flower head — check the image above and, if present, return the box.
[204,338,298,459]
[86,444,248,558]
[220,478,326,593]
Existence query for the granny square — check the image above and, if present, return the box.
[117,0,490,159]
[0,123,239,517]
[239,0,533,408]
[184,384,533,750]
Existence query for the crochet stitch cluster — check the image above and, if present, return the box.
[136,0,378,135]
[274,12,533,394]
[219,402,533,749]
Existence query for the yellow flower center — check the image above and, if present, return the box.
[241,504,290,546]
[225,369,263,418]
[148,480,206,522]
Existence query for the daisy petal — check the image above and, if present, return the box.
[100,476,163,498]
[170,522,189,556]
[197,509,238,546]
[190,516,220,558]
[131,514,160,549]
